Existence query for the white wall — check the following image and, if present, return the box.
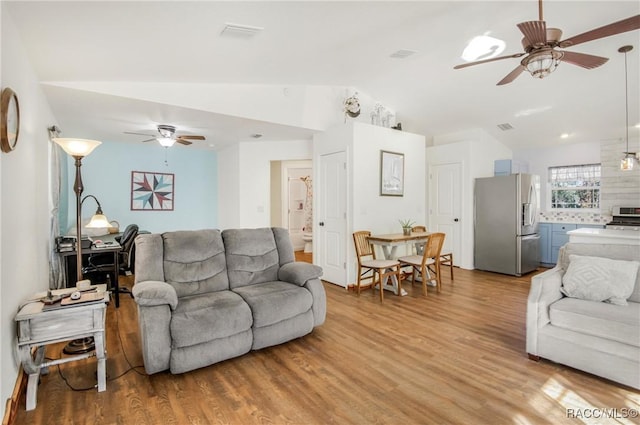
[513,141,601,212]
[218,140,313,230]
[427,138,512,270]
[217,143,241,229]
[314,122,425,286]
[1,9,56,416]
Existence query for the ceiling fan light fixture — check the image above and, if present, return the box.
[157,137,176,148]
[523,49,563,79]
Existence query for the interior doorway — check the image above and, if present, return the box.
[270,160,313,253]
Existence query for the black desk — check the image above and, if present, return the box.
[58,241,123,307]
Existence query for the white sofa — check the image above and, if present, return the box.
[527,242,640,389]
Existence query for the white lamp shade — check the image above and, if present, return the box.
[86,213,111,228]
[157,137,176,147]
[53,138,101,157]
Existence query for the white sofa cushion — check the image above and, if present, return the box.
[561,254,639,305]
[550,297,640,348]
[559,244,640,303]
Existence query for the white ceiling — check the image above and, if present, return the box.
[4,1,640,151]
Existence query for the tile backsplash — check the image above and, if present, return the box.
[539,211,611,224]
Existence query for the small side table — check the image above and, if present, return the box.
[14,285,109,411]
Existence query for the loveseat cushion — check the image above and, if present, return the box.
[559,243,640,303]
[561,254,639,305]
[170,290,253,348]
[223,228,280,289]
[162,229,229,297]
[233,281,313,328]
[550,297,640,348]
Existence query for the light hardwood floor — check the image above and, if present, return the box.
[13,264,639,425]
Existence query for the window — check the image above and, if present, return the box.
[549,164,600,209]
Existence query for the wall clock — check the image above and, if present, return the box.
[1,87,20,153]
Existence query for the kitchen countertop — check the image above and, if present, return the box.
[538,220,606,226]
[566,228,640,245]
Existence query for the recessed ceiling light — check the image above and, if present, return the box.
[497,123,514,131]
[462,35,506,62]
[560,133,570,139]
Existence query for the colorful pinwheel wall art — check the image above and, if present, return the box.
[131,171,174,211]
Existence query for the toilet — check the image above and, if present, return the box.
[302,232,313,253]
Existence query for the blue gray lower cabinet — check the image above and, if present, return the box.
[539,223,551,265]
[539,223,604,267]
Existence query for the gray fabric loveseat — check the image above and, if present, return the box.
[527,242,640,389]
[132,227,326,374]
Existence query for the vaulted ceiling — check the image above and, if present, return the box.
[4,1,639,151]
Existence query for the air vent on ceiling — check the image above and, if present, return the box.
[497,123,514,131]
[221,23,264,39]
[389,49,417,59]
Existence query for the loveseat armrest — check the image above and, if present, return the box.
[278,262,323,287]
[133,280,178,310]
[526,266,564,355]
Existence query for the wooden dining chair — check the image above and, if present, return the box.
[398,232,445,295]
[412,225,454,282]
[411,225,427,254]
[352,231,402,303]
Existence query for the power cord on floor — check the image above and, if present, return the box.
[45,294,148,392]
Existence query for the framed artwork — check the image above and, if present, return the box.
[131,171,174,211]
[380,150,404,196]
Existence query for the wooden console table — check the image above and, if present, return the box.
[14,286,109,410]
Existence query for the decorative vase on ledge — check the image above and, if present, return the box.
[402,227,412,236]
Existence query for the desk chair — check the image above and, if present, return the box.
[83,224,139,305]
[353,231,402,303]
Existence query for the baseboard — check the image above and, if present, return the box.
[2,367,26,425]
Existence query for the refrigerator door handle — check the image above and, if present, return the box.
[523,203,533,226]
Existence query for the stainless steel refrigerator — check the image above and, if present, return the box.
[474,173,540,276]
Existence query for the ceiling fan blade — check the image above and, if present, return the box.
[559,15,640,48]
[124,131,155,137]
[140,138,156,143]
[177,135,206,140]
[560,51,609,69]
[454,52,525,69]
[497,65,525,86]
[176,139,193,146]
[517,20,547,47]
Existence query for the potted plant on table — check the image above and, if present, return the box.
[399,219,415,236]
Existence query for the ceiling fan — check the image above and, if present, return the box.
[454,0,640,85]
[125,124,205,147]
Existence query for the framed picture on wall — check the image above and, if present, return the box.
[131,171,174,211]
[380,150,404,196]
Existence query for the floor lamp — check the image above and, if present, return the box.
[53,137,102,354]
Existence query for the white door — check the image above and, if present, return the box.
[317,151,347,286]
[429,162,462,265]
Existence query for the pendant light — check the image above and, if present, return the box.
[619,45,637,171]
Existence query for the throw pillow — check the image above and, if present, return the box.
[561,254,640,305]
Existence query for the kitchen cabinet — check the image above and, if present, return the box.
[541,223,605,265]
[494,159,529,176]
[539,223,552,265]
